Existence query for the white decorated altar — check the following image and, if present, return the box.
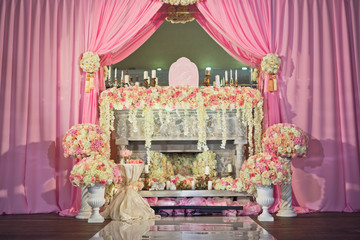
[99,86,263,198]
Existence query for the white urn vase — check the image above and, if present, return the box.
[87,183,106,223]
[256,185,274,222]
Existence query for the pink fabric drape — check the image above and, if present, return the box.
[274,0,360,211]
[0,0,164,215]
[0,0,86,214]
[194,0,284,212]
[196,0,360,212]
[81,0,164,124]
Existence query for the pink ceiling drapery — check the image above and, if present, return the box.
[81,0,165,124]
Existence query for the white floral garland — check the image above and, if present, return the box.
[160,0,200,6]
[192,150,217,176]
[261,53,281,74]
[80,52,100,73]
[99,86,263,156]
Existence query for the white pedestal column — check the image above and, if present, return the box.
[277,157,297,217]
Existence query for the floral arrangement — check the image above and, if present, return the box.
[120,149,132,158]
[195,175,213,190]
[128,159,143,164]
[240,153,291,194]
[99,86,263,156]
[133,179,144,191]
[63,123,110,159]
[103,66,108,79]
[262,123,308,158]
[159,0,200,6]
[192,151,217,177]
[251,68,259,82]
[261,53,281,74]
[170,175,194,190]
[167,153,194,176]
[230,178,244,192]
[80,51,100,73]
[166,5,195,24]
[213,176,234,191]
[69,155,120,188]
[148,151,174,180]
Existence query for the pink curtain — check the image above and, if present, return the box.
[274,0,360,212]
[196,0,360,212]
[0,0,86,214]
[81,0,164,124]
[194,0,284,212]
[0,0,164,215]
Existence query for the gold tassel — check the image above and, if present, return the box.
[89,73,95,90]
[273,75,278,91]
[85,78,90,93]
[268,76,274,92]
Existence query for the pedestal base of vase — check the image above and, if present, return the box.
[87,184,106,223]
[277,208,297,217]
[76,187,91,219]
[258,206,274,222]
[256,185,274,222]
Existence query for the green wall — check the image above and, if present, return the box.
[115,21,247,70]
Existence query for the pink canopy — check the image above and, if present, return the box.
[0,0,359,215]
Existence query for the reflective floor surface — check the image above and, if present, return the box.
[90,216,276,240]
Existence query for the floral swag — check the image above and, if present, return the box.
[159,0,201,6]
[260,53,281,93]
[80,51,100,93]
[99,86,263,158]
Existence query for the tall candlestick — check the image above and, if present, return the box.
[121,70,124,80]
[205,166,210,175]
[144,71,148,79]
[235,69,238,80]
[225,71,228,82]
[124,75,130,84]
[230,69,233,79]
[151,70,156,78]
[227,163,232,173]
[114,68,117,78]
[215,75,221,88]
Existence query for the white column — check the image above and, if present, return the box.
[277,157,297,217]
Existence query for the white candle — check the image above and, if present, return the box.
[205,166,210,175]
[135,82,140,87]
[166,181,171,190]
[108,67,111,80]
[230,69,233,79]
[144,71,148,79]
[227,164,232,173]
[144,165,149,173]
[225,71,228,81]
[121,70,124,80]
[125,75,130,84]
[215,75,221,88]
[114,68,117,78]
[151,70,156,78]
[235,69,238,80]
[191,180,196,190]
[208,181,212,190]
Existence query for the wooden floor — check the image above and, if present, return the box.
[0,212,360,239]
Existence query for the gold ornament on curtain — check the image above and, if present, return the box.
[260,53,281,92]
[166,5,195,24]
[160,0,201,6]
[80,51,100,93]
